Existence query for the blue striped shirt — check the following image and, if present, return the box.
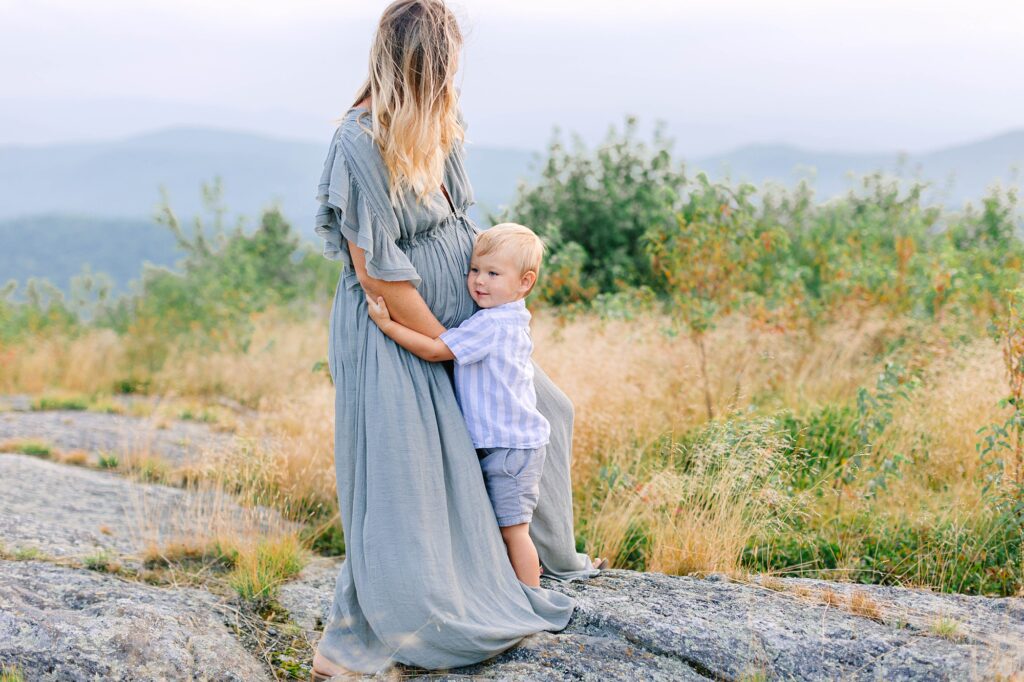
[439,299,551,449]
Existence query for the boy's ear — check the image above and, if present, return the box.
[520,270,538,295]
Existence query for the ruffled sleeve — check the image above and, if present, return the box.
[314,124,422,288]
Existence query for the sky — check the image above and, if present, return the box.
[1,0,1023,156]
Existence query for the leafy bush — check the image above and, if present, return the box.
[749,508,1023,596]
[504,117,687,296]
[502,118,1022,331]
[778,403,864,489]
[0,279,79,345]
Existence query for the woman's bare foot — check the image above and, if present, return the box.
[312,649,359,680]
[592,557,609,570]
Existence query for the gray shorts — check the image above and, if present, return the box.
[476,445,547,527]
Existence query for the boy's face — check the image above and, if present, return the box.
[467,249,535,308]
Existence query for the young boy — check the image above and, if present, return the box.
[365,222,551,586]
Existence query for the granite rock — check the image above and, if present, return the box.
[284,561,1023,680]
[0,408,232,467]
[0,559,272,681]
[0,453,291,565]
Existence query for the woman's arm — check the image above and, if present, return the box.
[348,240,446,339]
[366,295,454,362]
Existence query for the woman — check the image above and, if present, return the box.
[311,1,599,678]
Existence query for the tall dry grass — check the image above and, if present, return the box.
[879,339,1006,510]
[4,303,1019,588]
[585,419,798,575]
[531,308,900,575]
[0,328,126,394]
[531,309,894,485]
[152,312,327,409]
[0,309,326,409]
[191,387,337,523]
[128,471,307,599]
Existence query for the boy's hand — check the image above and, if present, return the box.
[366,294,393,329]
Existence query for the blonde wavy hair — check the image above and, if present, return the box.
[353,0,465,204]
[474,223,546,278]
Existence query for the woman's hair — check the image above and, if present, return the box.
[473,223,546,278]
[354,0,464,204]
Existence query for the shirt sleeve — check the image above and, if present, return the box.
[439,314,495,366]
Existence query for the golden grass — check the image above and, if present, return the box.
[0,310,324,412]
[849,589,883,621]
[3,304,1021,590]
[585,419,796,576]
[878,339,1008,511]
[532,309,893,485]
[818,587,844,607]
[54,449,90,467]
[141,533,306,602]
[226,534,306,602]
[189,387,337,524]
[0,328,127,394]
[931,616,965,641]
[142,537,236,569]
[151,312,326,409]
[128,469,308,599]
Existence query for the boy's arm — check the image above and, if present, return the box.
[367,295,454,362]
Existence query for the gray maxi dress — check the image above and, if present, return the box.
[314,107,599,674]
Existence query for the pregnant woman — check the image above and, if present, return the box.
[310,1,600,678]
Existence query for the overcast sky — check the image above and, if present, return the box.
[1,0,1022,156]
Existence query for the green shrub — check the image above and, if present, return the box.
[9,441,52,458]
[777,403,864,489]
[747,509,1023,596]
[307,520,345,557]
[227,536,305,603]
[503,117,687,295]
[0,278,80,345]
[32,395,88,411]
[97,453,119,469]
[0,663,25,682]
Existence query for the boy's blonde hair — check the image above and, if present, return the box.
[474,223,546,277]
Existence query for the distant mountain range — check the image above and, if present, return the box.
[0,126,537,226]
[698,130,1023,202]
[1,126,1021,295]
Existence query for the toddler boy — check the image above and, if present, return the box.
[366,223,550,586]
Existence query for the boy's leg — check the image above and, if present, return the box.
[499,523,541,587]
[478,446,548,585]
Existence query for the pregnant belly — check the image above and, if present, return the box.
[403,218,478,329]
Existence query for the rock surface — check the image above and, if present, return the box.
[546,570,1024,681]
[289,561,1024,680]
[0,400,1021,682]
[772,576,1024,652]
[0,408,231,466]
[0,559,272,682]
[278,556,342,634]
[0,452,290,564]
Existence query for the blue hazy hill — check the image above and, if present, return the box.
[2,126,1021,294]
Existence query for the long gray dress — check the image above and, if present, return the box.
[314,107,598,674]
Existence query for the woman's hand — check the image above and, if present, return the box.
[364,292,455,362]
[348,239,446,338]
[366,295,394,331]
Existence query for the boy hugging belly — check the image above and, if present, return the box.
[366,223,550,586]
